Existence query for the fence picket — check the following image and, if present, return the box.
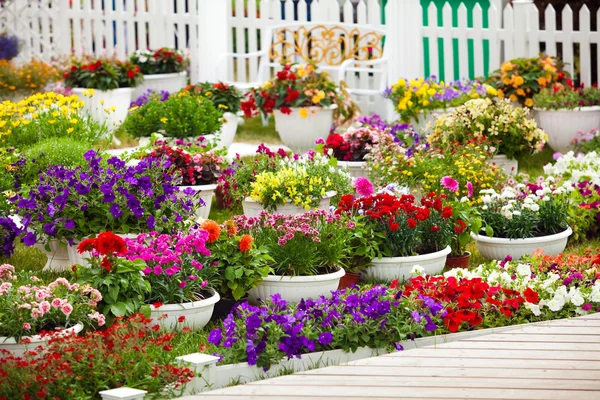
[343,0,353,24]
[456,3,469,80]
[502,3,514,62]
[367,0,380,25]
[579,5,591,85]
[561,5,574,78]
[114,0,125,58]
[356,0,367,25]
[72,0,82,56]
[247,0,259,80]
[527,3,539,57]
[544,5,557,57]
[426,2,438,78]
[487,2,499,72]
[441,3,454,81]
[472,3,484,78]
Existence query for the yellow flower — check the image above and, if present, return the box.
[218,104,228,110]
[67,127,74,133]
[509,94,518,102]
[160,117,168,123]
[524,98,534,107]
[299,108,308,118]
[537,77,547,87]
[513,75,524,87]
[517,88,525,96]
[296,65,307,78]
[99,100,105,105]
[311,90,325,104]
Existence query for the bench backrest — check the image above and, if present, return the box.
[264,22,386,67]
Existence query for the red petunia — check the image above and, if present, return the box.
[280,106,292,115]
[77,238,97,254]
[523,287,539,304]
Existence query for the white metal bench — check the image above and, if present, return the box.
[215,22,389,117]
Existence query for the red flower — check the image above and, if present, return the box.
[499,306,512,317]
[523,288,539,304]
[390,279,399,289]
[95,232,127,256]
[153,302,163,309]
[276,70,288,80]
[407,218,417,229]
[454,220,467,235]
[239,235,253,252]
[280,106,292,115]
[77,238,97,254]
[127,69,135,79]
[441,206,453,219]
[177,315,186,323]
[100,257,112,272]
[284,88,299,103]
[431,225,440,233]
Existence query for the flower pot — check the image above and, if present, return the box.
[533,106,600,153]
[487,154,518,176]
[149,289,220,330]
[273,105,337,153]
[471,227,572,261]
[201,112,239,148]
[35,239,71,272]
[210,297,248,322]
[177,183,217,220]
[337,161,368,179]
[132,71,187,99]
[337,271,361,290]
[364,246,451,282]
[445,251,471,269]
[410,107,456,134]
[71,87,134,129]
[242,191,336,217]
[248,268,346,304]
[0,323,83,357]
[68,233,139,267]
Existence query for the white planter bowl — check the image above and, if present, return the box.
[199,112,239,148]
[533,106,600,153]
[71,87,134,129]
[487,153,518,176]
[68,233,139,267]
[248,268,345,304]
[364,246,451,282]
[0,323,83,357]
[149,289,220,330]
[178,183,217,220]
[35,239,71,272]
[274,105,336,153]
[242,191,336,217]
[132,71,187,99]
[472,227,573,261]
[338,160,368,179]
[410,107,456,134]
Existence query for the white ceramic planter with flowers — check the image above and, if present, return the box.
[72,87,134,129]
[242,191,336,217]
[178,184,217,220]
[533,106,600,153]
[133,71,187,99]
[364,246,451,282]
[410,107,456,134]
[199,112,239,148]
[0,324,83,357]
[274,105,337,153]
[149,289,220,330]
[337,161,368,179]
[248,268,345,304]
[35,239,71,272]
[487,154,519,176]
[471,227,572,261]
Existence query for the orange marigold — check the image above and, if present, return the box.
[201,220,221,242]
[239,235,253,252]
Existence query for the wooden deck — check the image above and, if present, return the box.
[184,313,600,399]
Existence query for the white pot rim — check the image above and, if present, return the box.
[0,323,83,344]
[71,87,135,93]
[274,104,338,112]
[150,289,220,311]
[244,190,337,203]
[337,160,366,166]
[471,227,572,244]
[263,267,345,282]
[372,246,451,263]
[533,106,600,112]
[142,71,187,80]
[179,183,218,191]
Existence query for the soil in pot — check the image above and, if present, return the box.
[210,297,248,322]
[338,272,361,290]
[445,252,471,269]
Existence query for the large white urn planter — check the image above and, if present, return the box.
[274,105,336,153]
[149,290,220,330]
[132,71,187,99]
[0,324,83,357]
[409,107,456,134]
[200,112,239,148]
[533,106,600,153]
[242,191,336,217]
[35,239,71,272]
[338,160,368,179]
[487,154,518,176]
[472,227,572,261]
[364,246,451,282]
[67,233,139,267]
[71,87,134,129]
[178,183,217,220]
[248,268,345,304]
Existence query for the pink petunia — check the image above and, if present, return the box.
[440,176,459,193]
[466,181,474,198]
[354,177,374,198]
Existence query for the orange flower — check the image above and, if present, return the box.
[239,235,253,252]
[201,220,221,242]
[224,220,238,236]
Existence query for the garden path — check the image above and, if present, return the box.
[183,313,600,399]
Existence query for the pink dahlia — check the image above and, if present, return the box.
[440,176,459,193]
[354,177,374,198]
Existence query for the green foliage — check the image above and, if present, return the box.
[130,48,187,75]
[186,82,243,114]
[20,137,88,185]
[64,58,143,90]
[122,92,223,139]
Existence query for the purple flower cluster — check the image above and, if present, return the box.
[0,32,19,61]
[130,89,170,108]
[0,217,22,257]
[358,113,426,157]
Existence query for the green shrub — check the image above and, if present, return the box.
[122,92,223,139]
[21,137,89,185]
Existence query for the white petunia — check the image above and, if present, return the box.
[410,265,425,275]
[515,263,531,276]
[524,302,542,316]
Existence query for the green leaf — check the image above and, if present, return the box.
[111,302,128,317]
[485,225,494,237]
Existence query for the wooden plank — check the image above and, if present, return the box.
[381,348,600,361]
[434,340,600,352]
[186,397,444,400]
[461,333,600,343]
[508,326,600,335]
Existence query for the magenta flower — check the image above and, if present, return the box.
[354,177,374,198]
[179,280,187,289]
[466,181,474,198]
[440,176,459,192]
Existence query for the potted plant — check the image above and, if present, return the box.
[0,59,58,102]
[385,77,498,133]
[335,192,455,282]
[10,150,197,267]
[0,31,20,62]
[123,227,221,329]
[241,63,357,152]
[472,179,572,260]
[64,57,143,127]
[232,210,353,303]
[428,98,548,175]
[533,83,600,153]
[0,264,104,356]
[486,55,567,107]
[130,48,188,98]
[185,82,243,147]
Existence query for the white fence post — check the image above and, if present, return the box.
[512,0,534,58]
[197,0,229,82]
[98,387,147,400]
[177,353,220,394]
[386,0,423,82]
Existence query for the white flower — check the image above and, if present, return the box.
[530,204,540,212]
[410,265,425,275]
[515,263,531,276]
[571,293,585,307]
[547,298,564,312]
[481,195,492,204]
[525,302,542,316]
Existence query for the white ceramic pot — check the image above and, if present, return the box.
[149,289,220,330]
[68,233,139,267]
[472,227,572,261]
[410,107,456,134]
[132,71,187,99]
[35,239,71,272]
[198,112,239,148]
[487,154,518,176]
[242,191,336,217]
[71,87,134,129]
[364,246,451,282]
[248,268,345,304]
[177,183,217,220]
[274,105,336,153]
[533,106,600,153]
[337,160,368,179]
[0,323,83,357]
